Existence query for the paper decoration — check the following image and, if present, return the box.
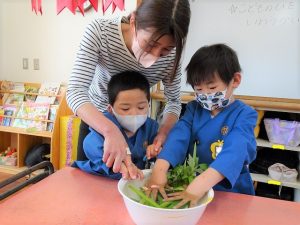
[56,0,77,15]
[77,0,98,16]
[89,0,99,11]
[31,0,43,15]
[31,0,124,15]
[102,0,124,14]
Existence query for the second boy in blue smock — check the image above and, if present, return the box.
[147,44,258,208]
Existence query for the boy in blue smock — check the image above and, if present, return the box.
[147,44,258,208]
[73,71,159,179]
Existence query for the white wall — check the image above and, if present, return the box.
[0,0,137,83]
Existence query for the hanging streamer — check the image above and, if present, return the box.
[102,0,124,14]
[31,0,43,15]
[77,0,99,16]
[31,0,124,15]
[56,0,77,15]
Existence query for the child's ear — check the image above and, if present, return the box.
[232,72,241,88]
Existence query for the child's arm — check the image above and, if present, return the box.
[167,168,224,208]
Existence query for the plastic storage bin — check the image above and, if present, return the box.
[264,118,300,147]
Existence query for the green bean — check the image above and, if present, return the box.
[159,201,173,208]
[128,185,161,208]
[157,193,164,204]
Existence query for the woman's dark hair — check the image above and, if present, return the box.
[108,71,150,106]
[134,0,191,82]
[186,44,242,87]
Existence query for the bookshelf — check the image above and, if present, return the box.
[0,81,73,172]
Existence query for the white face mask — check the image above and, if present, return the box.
[112,108,148,133]
[131,28,159,68]
[196,89,231,111]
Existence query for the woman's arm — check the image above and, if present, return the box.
[155,59,182,149]
[76,103,128,173]
[153,113,178,150]
[67,20,128,173]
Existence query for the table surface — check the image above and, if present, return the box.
[0,167,299,225]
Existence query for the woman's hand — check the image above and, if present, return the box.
[76,104,130,175]
[102,127,128,173]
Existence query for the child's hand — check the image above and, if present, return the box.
[120,155,144,180]
[152,133,167,154]
[145,174,168,201]
[146,144,162,159]
[166,189,204,209]
[167,168,223,208]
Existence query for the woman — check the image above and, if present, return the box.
[66,0,191,176]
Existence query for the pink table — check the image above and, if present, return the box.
[0,167,299,225]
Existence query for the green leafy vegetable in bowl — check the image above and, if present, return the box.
[128,144,208,209]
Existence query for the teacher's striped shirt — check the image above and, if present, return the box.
[67,17,182,117]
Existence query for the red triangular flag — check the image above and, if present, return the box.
[57,0,77,15]
[31,0,42,15]
[31,0,37,14]
[102,0,113,13]
[102,0,124,14]
[89,0,98,11]
[77,0,87,16]
[37,0,43,15]
[112,0,124,11]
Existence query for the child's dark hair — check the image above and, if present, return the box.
[108,71,150,106]
[134,0,191,82]
[186,44,241,87]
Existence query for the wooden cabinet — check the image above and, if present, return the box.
[0,81,72,173]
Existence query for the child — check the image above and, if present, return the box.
[73,71,160,179]
[147,44,258,208]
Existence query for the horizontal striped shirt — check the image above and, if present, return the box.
[67,17,182,117]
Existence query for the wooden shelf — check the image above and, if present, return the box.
[0,165,28,175]
[256,138,300,152]
[0,126,52,138]
[0,81,73,171]
[151,91,300,112]
[251,173,300,189]
[0,90,62,97]
[0,165,52,176]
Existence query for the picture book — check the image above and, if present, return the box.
[46,105,58,131]
[35,82,60,104]
[0,106,4,125]
[12,102,50,131]
[24,85,39,102]
[5,93,24,105]
[2,104,18,127]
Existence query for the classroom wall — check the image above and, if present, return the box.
[0,0,136,83]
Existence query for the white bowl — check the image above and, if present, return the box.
[118,169,214,225]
